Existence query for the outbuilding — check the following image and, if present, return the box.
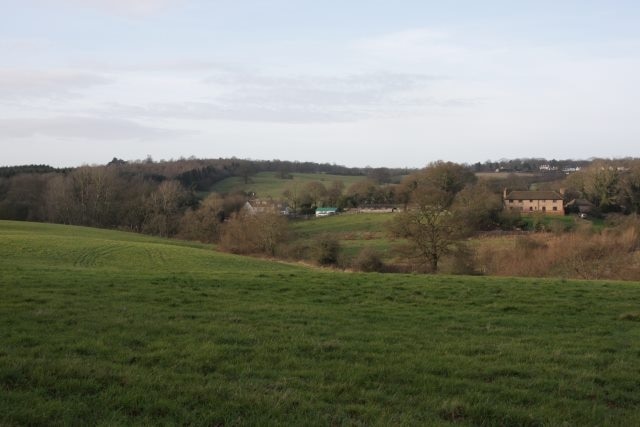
[315,207,338,217]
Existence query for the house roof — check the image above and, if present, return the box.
[565,198,594,207]
[505,190,564,201]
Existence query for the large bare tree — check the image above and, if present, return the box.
[391,162,476,272]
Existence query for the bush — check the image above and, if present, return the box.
[352,247,384,272]
[314,234,341,266]
[450,244,477,275]
[498,210,527,230]
[476,218,640,280]
[219,212,290,256]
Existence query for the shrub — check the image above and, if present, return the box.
[619,312,640,321]
[352,247,384,272]
[450,244,477,275]
[476,218,640,280]
[314,234,341,266]
[219,212,290,256]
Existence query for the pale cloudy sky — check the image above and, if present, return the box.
[1,0,639,167]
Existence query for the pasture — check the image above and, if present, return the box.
[1,220,640,425]
[209,172,367,198]
[291,213,401,262]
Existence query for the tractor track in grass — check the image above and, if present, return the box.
[73,242,125,268]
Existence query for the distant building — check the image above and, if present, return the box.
[243,199,290,215]
[564,199,595,216]
[503,189,565,215]
[562,166,581,173]
[356,206,398,213]
[315,207,338,217]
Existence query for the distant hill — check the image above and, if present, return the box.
[209,171,369,198]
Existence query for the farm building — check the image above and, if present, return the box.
[356,206,398,213]
[503,189,565,215]
[564,198,595,216]
[243,199,290,215]
[315,207,338,217]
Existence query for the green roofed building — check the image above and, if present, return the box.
[315,207,338,217]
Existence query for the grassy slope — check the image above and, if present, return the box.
[210,172,367,198]
[2,221,640,425]
[291,213,400,260]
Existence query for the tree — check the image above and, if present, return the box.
[573,161,622,212]
[390,162,476,272]
[367,167,392,184]
[219,211,289,256]
[303,181,327,208]
[178,194,225,242]
[406,161,477,208]
[325,180,344,207]
[390,202,460,272]
[345,180,379,207]
[619,162,640,213]
[143,180,187,237]
[452,183,503,232]
[313,234,341,266]
[44,166,119,227]
[283,182,303,214]
[237,162,256,184]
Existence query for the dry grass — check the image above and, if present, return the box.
[476,217,640,280]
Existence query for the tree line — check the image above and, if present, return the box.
[0,157,409,235]
[2,156,640,277]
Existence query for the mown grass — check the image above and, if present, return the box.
[2,220,640,425]
[210,172,367,198]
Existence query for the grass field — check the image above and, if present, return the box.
[291,213,401,261]
[209,172,368,198]
[2,220,640,425]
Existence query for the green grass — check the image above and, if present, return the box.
[2,220,640,425]
[520,214,577,231]
[209,172,367,198]
[291,213,400,262]
[291,213,394,236]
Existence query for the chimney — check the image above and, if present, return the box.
[503,188,508,199]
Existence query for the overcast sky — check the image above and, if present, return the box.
[1,1,639,168]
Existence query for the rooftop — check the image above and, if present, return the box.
[505,190,564,201]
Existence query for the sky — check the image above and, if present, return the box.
[1,0,639,168]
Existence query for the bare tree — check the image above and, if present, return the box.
[219,211,289,256]
[325,180,344,207]
[283,182,302,214]
[390,162,476,272]
[390,202,459,272]
[303,181,327,208]
[178,194,225,242]
[143,180,187,237]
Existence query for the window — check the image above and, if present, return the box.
[553,207,557,211]
[518,199,523,203]
[529,207,533,211]
[509,200,513,204]
[530,199,533,202]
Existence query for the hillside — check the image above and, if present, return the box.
[209,171,368,198]
[1,221,640,425]
[291,213,402,262]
